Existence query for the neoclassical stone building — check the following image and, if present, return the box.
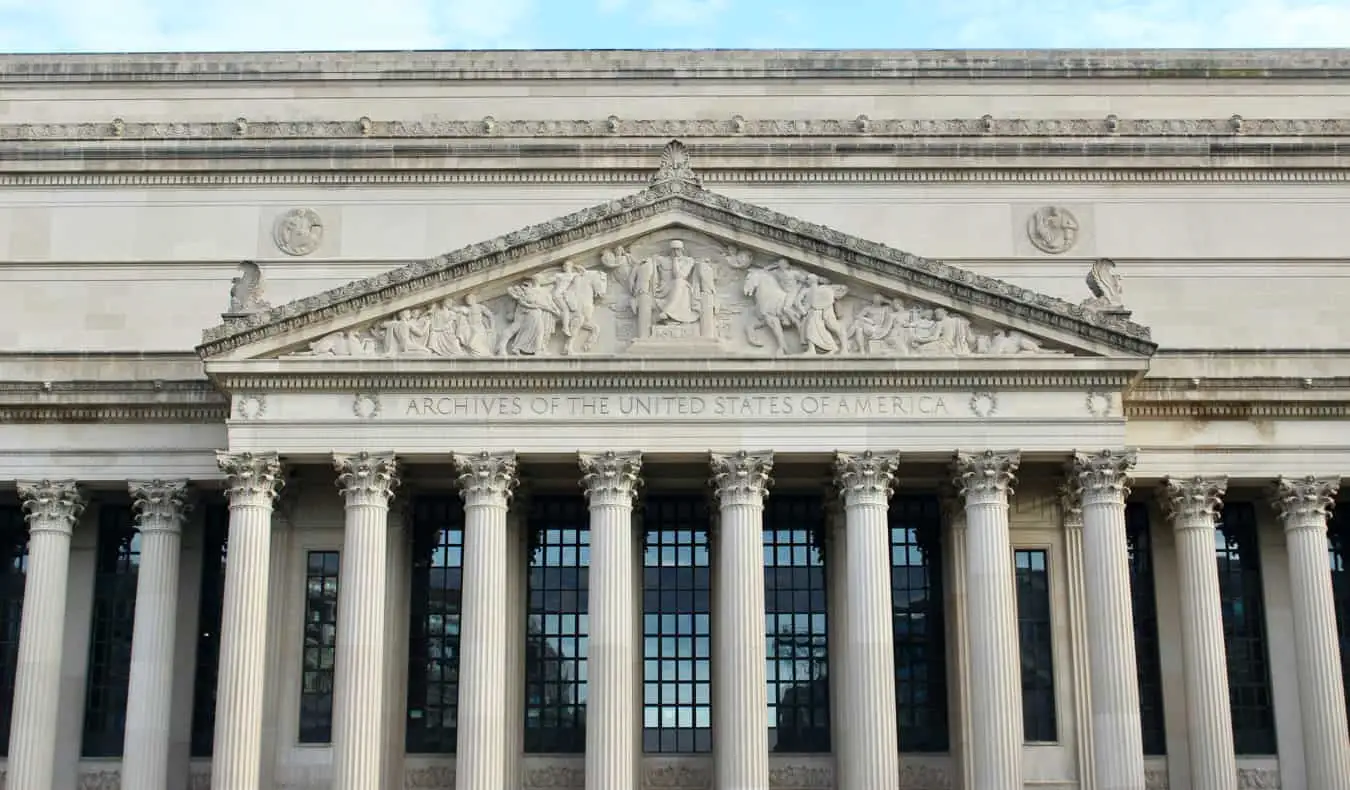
[0,49,1347,790]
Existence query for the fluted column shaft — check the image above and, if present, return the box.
[1160,476,1236,790]
[1271,476,1350,789]
[580,451,643,790]
[331,452,400,790]
[7,480,85,790]
[940,496,975,790]
[834,451,901,790]
[1071,451,1145,790]
[710,450,773,790]
[122,480,191,790]
[212,452,284,790]
[454,451,518,790]
[953,450,1023,790]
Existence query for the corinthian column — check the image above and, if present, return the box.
[122,480,191,790]
[952,450,1022,790]
[332,452,400,790]
[1071,450,1145,790]
[833,451,901,790]
[212,451,284,790]
[1158,476,1235,790]
[579,451,643,790]
[453,451,517,790]
[709,450,773,790]
[1270,476,1350,789]
[7,480,85,790]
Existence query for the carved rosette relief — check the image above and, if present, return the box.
[1270,475,1339,531]
[285,230,1072,362]
[1027,205,1079,253]
[579,450,643,508]
[129,479,191,534]
[273,207,323,256]
[404,764,456,788]
[1237,767,1281,789]
[76,769,121,790]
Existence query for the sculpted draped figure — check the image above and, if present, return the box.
[287,231,1071,360]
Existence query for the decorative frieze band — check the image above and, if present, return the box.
[3,115,1347,141]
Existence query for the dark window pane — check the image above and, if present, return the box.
[892,495,948,753]
[1125,503,1167,756]
[190,502,229,757]
[1334,504,1350,724]
[525,495,589,754]
[642,495,711,754]
[1015,548,1057,743]
[406,496,465,754]
[298,550,340,744]
[1217,502,1276,755]
[82,503,140,757]
[0,504,27,755]
[764,494,829,753]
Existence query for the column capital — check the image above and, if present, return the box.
[833,450,899,507]
[1057,481,1084,529]
[1070,449,1136,506]
[454,451,518,507]
[17,479,85,534]
[216,451,284,508]
[333,451,400,507]
[951,450,1020,505]
[1159,475,1227,528]
[579,451,643,508]
[1270,475,1340,531]
[128,479,192,534]
[710,450,773,507]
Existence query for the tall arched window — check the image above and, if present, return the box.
[406,495,466,754]
[891,494,947,753]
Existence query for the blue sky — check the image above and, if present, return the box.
[2,0,1350,52]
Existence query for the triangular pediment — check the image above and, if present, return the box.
[198,145,1154,366]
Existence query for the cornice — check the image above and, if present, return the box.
[3,116,1347,141]
[1,49,1347,83]
[6,168,1349,187]
[0,378,228,423]
[197,177,1155,357]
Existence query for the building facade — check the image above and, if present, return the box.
[0,49,1347,790]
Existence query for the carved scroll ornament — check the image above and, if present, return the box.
[286,232,1071,361]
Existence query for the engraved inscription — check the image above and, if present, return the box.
[397,392,955,420]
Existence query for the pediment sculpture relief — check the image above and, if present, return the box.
[289,232,1069,360]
